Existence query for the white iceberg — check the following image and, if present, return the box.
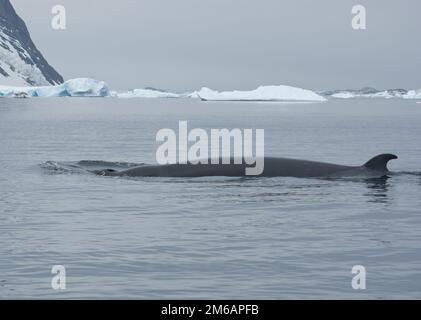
[114,88,182,98]
[189,85,327,102]
[403,89,421,99]
[330,91,397,99]
[330,92,357,99]
[2,78,418,101]
[0,78,109,97]
[329,89,407,99]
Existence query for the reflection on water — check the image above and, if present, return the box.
[364,176,390,204]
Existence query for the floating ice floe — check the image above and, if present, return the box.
[330,91,402,99]
[189,85,327,102]
[0,78,109,97]
[113,87,182,98]
[322,87,421,100]
[403,89,421,100]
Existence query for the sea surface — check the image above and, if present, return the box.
[0,98,421,299]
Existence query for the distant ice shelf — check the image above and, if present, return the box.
[1,79,420,101]
[0,78,109,97]
[189,85,327,102]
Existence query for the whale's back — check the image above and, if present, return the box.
[96,154,398,178]
[262,157,352,177]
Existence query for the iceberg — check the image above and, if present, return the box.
[189,85,327,102]
[114,87,182,98]
[0,78,109,97]
[322,88,409,99]
[330,92,358,99]
[329,91,398,99]
[1,79,418,101]
[403,89,421,99]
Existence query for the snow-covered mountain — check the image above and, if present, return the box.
[0,0,63,86]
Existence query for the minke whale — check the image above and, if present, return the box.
[94,154,398,178]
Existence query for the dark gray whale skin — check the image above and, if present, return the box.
[95,154,398,178]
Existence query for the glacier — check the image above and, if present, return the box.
[189,85,327,102]
[0,78,109,97]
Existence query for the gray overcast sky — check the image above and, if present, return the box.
[11,0,421,91]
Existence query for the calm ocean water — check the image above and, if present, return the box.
[1,98,421,299]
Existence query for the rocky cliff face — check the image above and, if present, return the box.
[0,0,63,85]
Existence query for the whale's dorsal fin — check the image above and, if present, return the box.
[363,154,398,171]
